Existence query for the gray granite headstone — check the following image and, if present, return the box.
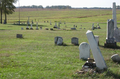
[71,28,76,30]
[30,24,33,30]
[54,22,58,28]
[111,54,120,62]
[16,34,23,38]
[36,22,39,30]
[26,25,29,30]
[113,2,120,42]
[71,37,79,45]
[106,19,115,43]
[21,27,23,30]
[55,36,63,45]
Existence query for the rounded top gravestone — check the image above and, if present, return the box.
[79,42,90,60]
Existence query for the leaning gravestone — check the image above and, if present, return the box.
[79,42,90,60]
[86,30,107,70]
[71,37,79,45]
[104,19,116,47]
[54,36,63,45]
[16,34,23,38]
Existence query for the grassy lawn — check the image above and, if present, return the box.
[0,9,120,79]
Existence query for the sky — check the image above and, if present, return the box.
[14,0,120,8]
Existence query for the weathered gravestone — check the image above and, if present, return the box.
[86,30,107,70]
[30,24,33,30]
[92,23,94,30]
[45,28,49,30]
[50,21,52,25]
[54,36,63,45]
[104,19,116,47]
[79,42,90,60]
[40,27,42,30]
[111,54,120,62]
[71,28,76,30]
[36,22,39,30]
[113,2,120,42]
[71,37,79,45]
[16,34,23,38]
[97,23,101,29]
[53,22,58,28]
[95,35,99,45]
[21,27,23,30]
[27,17,30,25]
[26,25,29,30]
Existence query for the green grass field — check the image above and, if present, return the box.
[0,9,120,79]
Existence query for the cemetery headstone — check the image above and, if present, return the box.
[36,22,39,30]
[30,24,33,30]
[40,27,42,30]
[111,54,120,62]
[55,36,63,45]
[45,28,49,30]
[54,22,58,28]
[97,23,101,29]
[92,23,94,30]
[79,42,90,60]
[27,16,30,25]
[95,35,99,45]
[21,27,23,30]
[71,37,79,45]
[50,28,53,30]
[86,30,107,70]
[16,34,23,38]
[26,25,29,30]
[104,19,116,47]
[32,20,34,24]
[50,21,52,25]
[64,22,66,24]
[113,2,117,29]
[113,2,120,42]
[71,28,76,30]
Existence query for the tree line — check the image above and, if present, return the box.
[19,5,120,9]
[19,5,72,9]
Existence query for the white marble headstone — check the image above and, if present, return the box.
[86,30,107,69]
[79,42,90,60]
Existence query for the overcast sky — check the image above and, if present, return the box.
[14,0,120,8]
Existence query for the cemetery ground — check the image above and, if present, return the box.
[0,9,120,78]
